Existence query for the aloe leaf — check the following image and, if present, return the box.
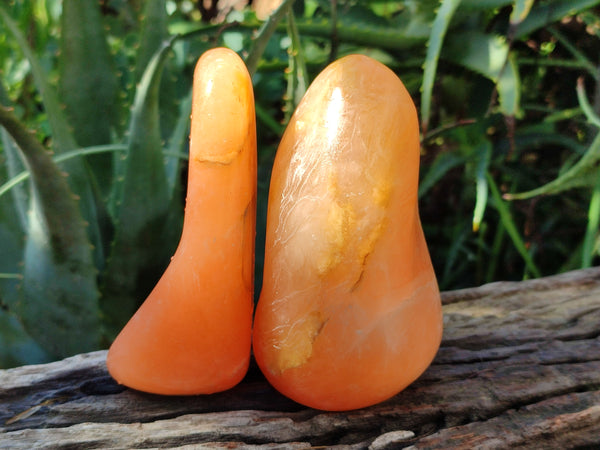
[577,77,600,128]
[497,54,521,117]
[445,31,521,117]
[246,0,297,76]
[582,173,600,268]
[290,13,429,51]
[421,0,462,132]
[0,5,106,269]
[440,224,468,289]
[510,0,535,25]
[0,132,29,331]
[179,10,429,55]
[0,6,76,152]
[0,138,25,317]
[388,0,438,40]
[59,0,117,148]
[473,141,492,232]
[487,172,541,278]
[165,88,191,198]
[446,32,509,79]
[418,151,464,198]
[0,83,27,230]
[0,145,127,200]
[505,130,600,200]
[137,0,182,148]
[514,0,600,39]
[460,0,512,9]
[283,9,309,123]
[0,310,51,369]
[161,87,189,258]
[102,36,178,337]
[0,219,23,311]
[58,0,118,206]
[486,220,506,283]
[594,235,600,261]
[135,0,170,82]
[1,132,28,231]
[0,105,100,358]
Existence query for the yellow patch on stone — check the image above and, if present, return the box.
[372,180,392,207]
[316,175,357,275]
[276,311,327,372]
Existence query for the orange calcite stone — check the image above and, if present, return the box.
[107,48,256,395]
[252,54,443,411]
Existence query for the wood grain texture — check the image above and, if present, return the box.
[1,267,599,449]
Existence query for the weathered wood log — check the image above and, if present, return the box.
[1,268,599,449]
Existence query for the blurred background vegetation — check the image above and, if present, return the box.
[0,0,599,368]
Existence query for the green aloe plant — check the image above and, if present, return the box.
[0,0,293,365]
[0,0,187,361]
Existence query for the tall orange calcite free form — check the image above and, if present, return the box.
[253,55,443,411]
[107,48,256,395]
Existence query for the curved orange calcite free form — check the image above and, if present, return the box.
[252,54,443,411]
[107,48,256,395]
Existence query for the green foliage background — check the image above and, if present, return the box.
[0,0,599,368]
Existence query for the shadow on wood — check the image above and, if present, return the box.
[1,268,599,449]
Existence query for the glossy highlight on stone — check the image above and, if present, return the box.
[252,54,443,411]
